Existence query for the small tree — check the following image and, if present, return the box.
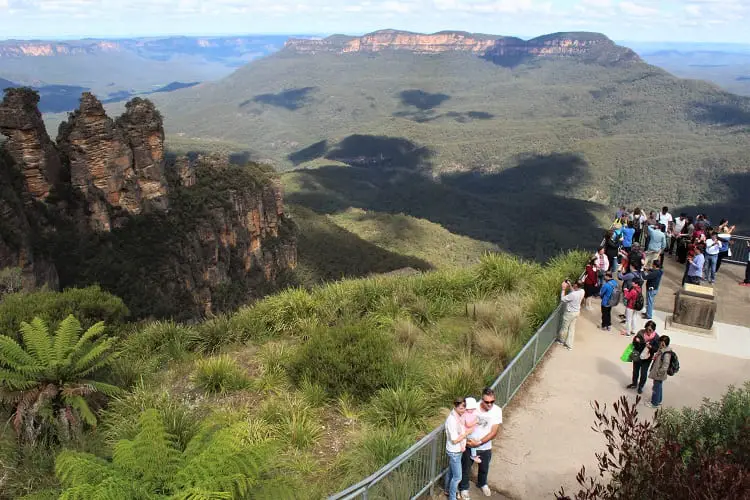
[56,409,282,499]
[0,266,23,298]
[0,315,121,445]
[557,396,750,500]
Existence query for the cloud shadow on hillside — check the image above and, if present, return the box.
[324,134,433,169]
[689,101,750,127]
[287,137,605,261]
[399,89,451,110]
[481,51,531,69]
[289,140,328,165]
[242,86,318,110]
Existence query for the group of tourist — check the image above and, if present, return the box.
[444,388,502,499]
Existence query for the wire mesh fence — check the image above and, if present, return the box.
[329,304,564,500]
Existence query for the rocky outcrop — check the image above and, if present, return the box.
[0,41,120,57]
[170,155,296,315]
[0,88,63,201]
[0,88,297,316]
[285,30,641,65]
[56,92,169,231]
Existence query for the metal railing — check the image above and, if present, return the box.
[725,235,750,265]
[329,303,565,500]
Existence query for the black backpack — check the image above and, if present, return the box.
[634,290,644,311]
[667,350,680,376]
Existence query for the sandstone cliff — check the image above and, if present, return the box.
[0,88,63,201]
[0,88,297,317]
[57,93,169,231]
[284,30,641,65]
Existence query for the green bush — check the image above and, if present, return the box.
[193,355,250,394]
[289,320,396,400]
[337,425,417,487]
[659,381,750,466]
[191,314,234,354]
[0,286,128,340]
[120,320,196,362]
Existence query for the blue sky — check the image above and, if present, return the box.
[1,0,750,43]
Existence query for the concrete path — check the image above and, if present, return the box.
[486,297,750,499]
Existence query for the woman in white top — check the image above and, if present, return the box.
[444,397,471,500]
[704,232,722,284]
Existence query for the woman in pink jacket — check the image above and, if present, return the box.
[621,280,642,337]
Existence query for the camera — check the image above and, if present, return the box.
[564,279,571,284]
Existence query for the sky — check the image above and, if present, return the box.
[1,0,750,43]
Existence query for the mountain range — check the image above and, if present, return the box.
[140,29,750,256]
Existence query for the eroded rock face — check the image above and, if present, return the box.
[170,155,296,315]
[285,30,642,65]
[0,87,63,201]
[57,92,168,231]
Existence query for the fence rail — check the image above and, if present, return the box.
[725,235,750,265]
[329,304,565,500]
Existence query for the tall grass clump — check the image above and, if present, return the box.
[103,383,200,451]
[121,320,196,362]
[261,393,323,450]
[193,355,250,394]
[393,317,423,349]
[475,253,539,294]
[337,426,417,487]
[366,386,433,430]
[432,356,492,403]
[289,320,397,400]
[192,314,235,354]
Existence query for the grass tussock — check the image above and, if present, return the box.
[366,386,433,430]
[193,355,251,394]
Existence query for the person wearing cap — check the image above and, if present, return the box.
[459,387,502,498]
[461,398,482,464]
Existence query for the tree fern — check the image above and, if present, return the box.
[57,410,281,499]
[0,315,122,444]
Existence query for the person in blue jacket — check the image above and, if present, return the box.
[599,271,618,332]
[621,220,636,254]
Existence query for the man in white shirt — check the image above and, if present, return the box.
[669,213,687,255]
[556,280,585,350]
[459,387,503,498]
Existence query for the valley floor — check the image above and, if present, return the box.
[487,258,750,499]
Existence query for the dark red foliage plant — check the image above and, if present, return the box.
[556,396,750,500]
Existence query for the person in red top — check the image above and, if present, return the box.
[583,258,599,310]
[622,280,642,337]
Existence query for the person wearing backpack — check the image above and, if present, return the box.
[621,280,642,337]
[627,321,659,394]
[599,272,618,332]
[646,335,674,409]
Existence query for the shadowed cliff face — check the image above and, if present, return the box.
[0,88,297,317]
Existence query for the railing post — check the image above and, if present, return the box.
[532,334,539,365]
[429,435,438,496]
[506,368,512,403]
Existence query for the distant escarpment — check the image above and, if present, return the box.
[0,88,297,318]
[284,29,641,65]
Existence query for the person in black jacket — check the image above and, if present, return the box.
[604,229,620,272]
[627,321,660,394]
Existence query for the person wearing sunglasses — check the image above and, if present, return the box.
[458,387,502,498]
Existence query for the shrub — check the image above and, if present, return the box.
[0,286,128,340]
[0,315,122,445]
[475,253,538,294]
[289,320,396,400]
[193,355,250,395]
[557,395,750,500]
[366,386,432,430]
[299,377,328,407]
[658,381,750,466]
[0,266,23,296]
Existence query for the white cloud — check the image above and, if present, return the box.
[618,1,659,17]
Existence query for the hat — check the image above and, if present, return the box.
[465,397,479,410]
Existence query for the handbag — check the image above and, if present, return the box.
[620,344,634,363]
[640,346,650,360]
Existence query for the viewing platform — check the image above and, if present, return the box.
[489,256,750,499]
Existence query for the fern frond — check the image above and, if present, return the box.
[55,449,114,487]
[71,338,118,376]
[0,368,37,391]
[64,394,97,427]
[53,315,85,363]
[113,409,180,491]
[0,334,38,369]
[71,320,108,354]
[79,380,124,398]
[21,318,53,365]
